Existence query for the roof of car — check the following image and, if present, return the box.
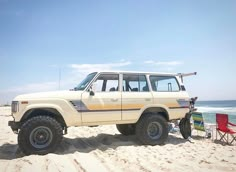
[96,71,179,76]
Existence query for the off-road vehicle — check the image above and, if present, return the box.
[9,71,196,155]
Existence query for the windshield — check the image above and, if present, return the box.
[75,72,97,91]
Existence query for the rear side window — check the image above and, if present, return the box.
[150,76,180,92]
[123,74,149,92]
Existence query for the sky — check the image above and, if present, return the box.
[0,0,236,104]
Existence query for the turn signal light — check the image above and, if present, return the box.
[21,101,28,104]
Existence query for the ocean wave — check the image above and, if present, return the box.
[196,106,236,113]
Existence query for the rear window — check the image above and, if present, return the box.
[149,76,180,92]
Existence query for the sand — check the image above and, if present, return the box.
[0,107,236,172]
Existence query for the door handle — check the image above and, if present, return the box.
[111,98,118,102]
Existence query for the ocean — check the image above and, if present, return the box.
[195,100,236,124]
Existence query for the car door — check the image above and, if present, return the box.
[121,74,153,121]
[81,73,122,123]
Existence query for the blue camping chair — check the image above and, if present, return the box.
[191,112,212,138]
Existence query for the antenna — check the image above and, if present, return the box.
[59,67,61,90]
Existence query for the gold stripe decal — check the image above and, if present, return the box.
[70,100,143,112]
[87,104,121,110]
[88,104,144,111]
[122,104,144,110]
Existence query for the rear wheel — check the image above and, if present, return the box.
[116,124,136,135]
[18,116,63,155]
[136,114,168,145]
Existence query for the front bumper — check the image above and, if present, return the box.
[8,121,20,134]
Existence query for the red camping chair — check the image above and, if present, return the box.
[216,113,236,144]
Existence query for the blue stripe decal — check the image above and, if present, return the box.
[70,100,88,111]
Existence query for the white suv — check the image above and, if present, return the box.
[9,71,196,155]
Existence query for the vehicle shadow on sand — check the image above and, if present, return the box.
[0,133,187,160]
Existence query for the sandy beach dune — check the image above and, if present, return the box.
[0,107,236,172]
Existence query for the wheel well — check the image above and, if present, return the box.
[21,108,67,128]
[142,107,169,121]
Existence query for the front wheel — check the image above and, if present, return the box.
[18,116,63,155]
[136,114,168,145]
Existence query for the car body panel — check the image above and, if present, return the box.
[10,71,191,128]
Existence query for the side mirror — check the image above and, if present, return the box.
[89,82,96,96]
[90,90,95,96]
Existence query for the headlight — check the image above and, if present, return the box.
[11,101,19,113]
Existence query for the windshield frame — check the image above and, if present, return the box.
[75,72,97,91]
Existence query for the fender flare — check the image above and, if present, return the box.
[137,104,170,122]
[20,104,68,126]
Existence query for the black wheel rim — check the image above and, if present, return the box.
[29,126,53,149]
[147,122,162,139]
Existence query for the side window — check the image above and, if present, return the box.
[150,76,180,92]
[123,74,149,92]
[94,74,119,92]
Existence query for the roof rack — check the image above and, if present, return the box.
[177,72,197,82]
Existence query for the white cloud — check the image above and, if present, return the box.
[1,82,58,94]
[0,61,132,104]
[144,60,155,64]
[69,61,132,73]
[16,82,57,92]
[60,61,132,90]
[144,60,183,66]
[0,82,59,105]
[49,64,59,68]
[144,60,184,72]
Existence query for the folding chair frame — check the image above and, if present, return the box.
[216,130,236,144]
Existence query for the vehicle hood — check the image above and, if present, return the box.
[13,90,83,101]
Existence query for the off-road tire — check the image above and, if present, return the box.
[135,114,168,145]
[18,116,63,155]
[116,124,136,135]
[179,118,191,139]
